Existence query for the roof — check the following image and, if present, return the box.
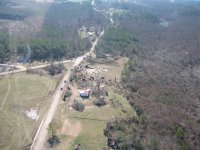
[79,89,91,97]
[80,92,89,97]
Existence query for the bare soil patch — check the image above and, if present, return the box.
[61,119,82,137]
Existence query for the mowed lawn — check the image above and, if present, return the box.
[0,73,57,150]
[54,90,135,150]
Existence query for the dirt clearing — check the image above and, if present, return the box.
[61,119,82,137]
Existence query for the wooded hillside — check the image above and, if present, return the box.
[101,1,200,149]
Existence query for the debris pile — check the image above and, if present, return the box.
[25,108,40,120]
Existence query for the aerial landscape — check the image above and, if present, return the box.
[0,0,200,150]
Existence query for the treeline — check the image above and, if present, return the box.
[0,7,31,20]
[17,38,91,61]
[0,0,11,6]
[1,33,88,64]
[0,31,11,63]
[0,0,33,21]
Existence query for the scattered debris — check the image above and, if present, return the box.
[193,66,200,78]
[12,105,25,114]
[0,65,16,73]
[159,19,169,28]
[93,96,107,107]
[86,68,108,75]
[110,99,122,109]
[25,108,40,120]
[72,100,85,112]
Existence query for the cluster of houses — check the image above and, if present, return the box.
[78,26,96,40]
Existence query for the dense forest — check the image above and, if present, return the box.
[0,31,11,63]
[100,1,200,150]
[0,0,108,63]
[17,38,89,61]
[96,28,138,56]
[0,7,31,21]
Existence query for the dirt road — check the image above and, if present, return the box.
[0,64,27,76]
[0,60,73,76]
[30,30,104,150]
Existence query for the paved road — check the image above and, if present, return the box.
[30,30,104,150]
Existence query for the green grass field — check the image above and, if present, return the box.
[54,89,135,150]
[0,73,57,150]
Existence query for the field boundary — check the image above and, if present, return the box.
[67,116,107,122]
[0,79,11,110]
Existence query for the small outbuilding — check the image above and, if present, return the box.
[79,89,91,99]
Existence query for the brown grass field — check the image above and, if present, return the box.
[0,72,58,150]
